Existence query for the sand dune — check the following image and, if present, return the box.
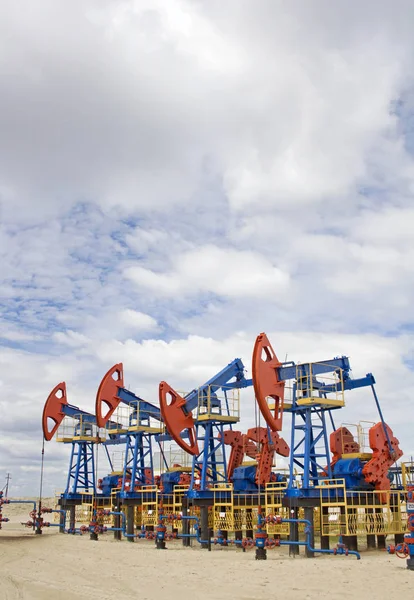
[0,506,412,600]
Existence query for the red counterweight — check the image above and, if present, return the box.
[362,423,403,491]
[223,426,290,487]
[247,427,289,487]
[95,364,124,428]
[330,427,360,468]
[223,430,257,480]
[252,333,285,432]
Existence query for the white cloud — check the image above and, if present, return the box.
[53,330,91,348]
[124,266,180,295]
[2,1,414,222]
[125,245,290,299]
[119,309,158,331]
[352,206,414,245]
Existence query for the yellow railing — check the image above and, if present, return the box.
[402,461,414,488]
[139,485,158,527]
[56,415,106,442]
[196,385,240,423]
[295,363,345,407]
[338,421,375,457]
[213,483,234,531]
[265,481,289,535]
[105,401,163,435]
[212,485,265,533]
[171,485,189,531]
[318,480,408,536]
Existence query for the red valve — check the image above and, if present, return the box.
[23,520,34,528]
[362,423,403,493]
[395,543,409,559]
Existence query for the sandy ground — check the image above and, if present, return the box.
[1,502,413,600]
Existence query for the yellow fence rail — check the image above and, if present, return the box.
[105,401,163,435]
[296,363,345,407]
[318,479,407,536]
[196,385,240,423]
[56,415,106,443]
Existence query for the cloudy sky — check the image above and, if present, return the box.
[1,0,414,496]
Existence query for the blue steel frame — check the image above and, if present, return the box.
[185,359,252,500]
[189,422,228,498]
[120,432,155,496]
[103,389,161,499]
[288,401,334,490]
[59,405,120,500]
[65,441,96,496]
[280,358,375,498]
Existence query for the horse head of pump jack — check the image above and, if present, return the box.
[42,382,68,441]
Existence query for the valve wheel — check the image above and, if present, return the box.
[395,543,409,559]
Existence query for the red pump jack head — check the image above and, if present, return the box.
[95,364,124,428]
[159,381,199,456]
[42,382,68,441]
[252,332,285,432]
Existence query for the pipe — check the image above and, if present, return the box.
[98,510,136,539]
[93,510,144,539]
[8,500,37,511]
[276,518,361,559]
[65,528,84,535]
[152,514,205,544]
